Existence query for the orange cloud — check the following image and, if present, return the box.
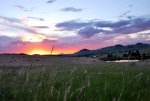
[113,35,127,42]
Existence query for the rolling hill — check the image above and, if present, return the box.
[74,43,150,56]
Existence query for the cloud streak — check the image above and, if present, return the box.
[119,11,131,18]
[0,16,22,23]
[47,0,56,4]
[14,5,30,12]
[27,17,45,21]
[0,16,47,35]
[55,20,91,31]
[60,7,82,12]
[31,26,49,29]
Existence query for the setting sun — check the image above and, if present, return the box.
[28,50,51,55]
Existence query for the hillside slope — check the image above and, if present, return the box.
[74,43,150,56]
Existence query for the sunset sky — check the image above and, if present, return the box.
[0,0,150,55]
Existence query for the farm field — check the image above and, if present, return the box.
[0,55,98,66]
[0,55,150,101]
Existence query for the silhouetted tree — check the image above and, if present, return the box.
[135,50,140,57]
[107,53,113,58]
[142,53,146,57]
[128,50,132,56]
[123,53,128,57]
[110,53,113,57]
[107,54,111,57]
[131,51,133,56]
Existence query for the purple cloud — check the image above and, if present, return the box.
[42,39,57,43]
[11,40,30,46]
[95,20,131,28]
[0,16,22,23]
[111,17,150,34]
[78,26,105,38]
[55,20,91,31]
[0,36,20,45]
[95,17,150,36]
[56,17,150,39]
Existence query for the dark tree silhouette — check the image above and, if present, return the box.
[135,50,140,57]
[142,53,146,57]
[123,53,128,57]
[107,53,113,58]
[128,50,132,56]
[107,54,111,57]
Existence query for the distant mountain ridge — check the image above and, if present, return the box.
[74,43,150,56]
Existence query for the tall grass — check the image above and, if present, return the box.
[0,62,150,101]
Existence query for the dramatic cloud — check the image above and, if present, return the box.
[111,17,150,34]
[47,0,56,4]
[95,17,150,36]
[0,35,58,54]
[0,33,149,54]
[56,17,150,39]
[60,7,82,12]
[1,15,150,54]
[55,20,91,31]
[0,16,57,45]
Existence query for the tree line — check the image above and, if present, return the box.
[107,50,146,60]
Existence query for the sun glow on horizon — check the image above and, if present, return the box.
[26,48,77,55]
[27,50,52,55]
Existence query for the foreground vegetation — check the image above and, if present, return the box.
[1,62,150,101]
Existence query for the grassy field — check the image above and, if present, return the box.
[0,57,150,101]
